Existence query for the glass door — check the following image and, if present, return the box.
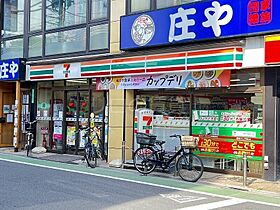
[65,90,90,154]
[66,91,78,153]
[52,90,64,151]
[78,91,90,149]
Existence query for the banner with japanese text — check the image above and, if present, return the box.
[0,58,25,81]
[192,110,251,124]
[195,136,263,161]
[121,0,276,50]
[96,70,230,90]
[192,109,263,160]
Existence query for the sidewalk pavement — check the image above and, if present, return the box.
[1,147,279,196]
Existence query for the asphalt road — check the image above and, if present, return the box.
[0,160,279,210]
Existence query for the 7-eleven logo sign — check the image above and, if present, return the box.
[142,116,153,134]
[63,63,71,78]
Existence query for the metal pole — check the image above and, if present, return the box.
[243,153,247,187]
[14,81,21,152]
[174,146,179,177]
[121,90,127,168]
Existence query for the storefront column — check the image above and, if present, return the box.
[108,89,134,163]
[14,81,21,152]
[263,68,280,181]
[124,90,134,161]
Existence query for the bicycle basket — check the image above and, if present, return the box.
[181,136,199,148]
[136,132,157,146]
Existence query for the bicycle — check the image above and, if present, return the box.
[77,126,98,168]
[24,120,37,157]
[133,133,204,182]
[91,126,105,160]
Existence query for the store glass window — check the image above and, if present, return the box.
[66,79,89,87]
[36,82,52,148]
[136,94,190,151]
[192,91,263,174]
[3,0,24,37]
[46,0,87,30]
[91,0,108,20]
[131,0,150,13]
[52,90,64,150]
[28,35,42,57]
[53,80,65,88]
[45,28,86,55]
[1,38,23,59]
[30,0,42,31]
[92,91,105,117]
[90,24,109,50]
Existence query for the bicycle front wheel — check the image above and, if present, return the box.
[177,153,204,182]
[133,147,157,174]
[85,148,97,168]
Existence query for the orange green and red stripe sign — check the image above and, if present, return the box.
[28,47,243,81]
[265,35,280,64]
[187,48,243,71]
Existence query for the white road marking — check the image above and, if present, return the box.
[177,198,245,210]
[0,157,280,208]
[160,194,207,204]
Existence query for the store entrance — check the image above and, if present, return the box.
[65,90,90,154]
[36,80,107,159]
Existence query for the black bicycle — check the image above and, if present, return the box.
[92,126,105,160]
[77,126,97,168]
[133,133,204,182]
[25,120,37,157]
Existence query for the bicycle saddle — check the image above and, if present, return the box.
[155,140,165,146]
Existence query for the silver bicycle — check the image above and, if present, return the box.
[25,120,37,157]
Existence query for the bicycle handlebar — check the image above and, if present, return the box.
[26,120,37,125]
[170,134,180,138]
[76,126,100,133]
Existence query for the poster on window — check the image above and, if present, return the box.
[96,70,230,90]
[53,121,63,140]
[192,110,251,124]
[3,105,10,114]
[196,136,263,160]
[79,130,87,148]
[66,126,76,146]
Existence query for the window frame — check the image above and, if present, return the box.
[29,0,43,33]
[126,0,205,14]
[0,0,110,60]
[90,0,110,22]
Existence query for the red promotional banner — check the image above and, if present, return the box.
[265,35,280,64]
[198,136,262,157]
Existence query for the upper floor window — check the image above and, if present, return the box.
[129,0,203,13]
[3,0,24,37]
[46,0,87,30]
[131,0,150,13]
[1,0,110,60]
[30,0,42,31]
[45,28,86,55]
[1,38,23,59]
[91,0,108,20]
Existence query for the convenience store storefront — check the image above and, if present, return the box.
[27,63,108,156]
[94,50,264,176]
[28,45,266,176]
[118,0,280,180]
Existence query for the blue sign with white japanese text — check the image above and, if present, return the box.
[0,58,25,81]
[120,0,277,50]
